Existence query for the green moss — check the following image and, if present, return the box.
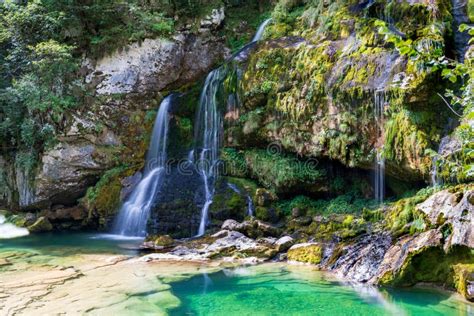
[83,165,131,224]
[453,263,474,301]
[287,243,323,264]
[243,149,325,193]
[221,148,249,178]
[380,246,474,289]
[469,0,474,22]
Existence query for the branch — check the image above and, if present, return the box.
[436,93,463,118]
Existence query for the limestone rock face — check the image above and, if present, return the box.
[87,33,226,95]
[374,229,443,284]
[445,191,474,249]
[32,141,116,209]
[330,234,392,283]
[416,189,474,249]
[416,190,460,225]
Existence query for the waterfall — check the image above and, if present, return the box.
[194,68,224,237]
[193,19,271,237]
[113,95,172,237]
[252,18,272,42]
[451,0,471,62]
[0,214,29,239]
[374,90,386,204]
[430,136,451,186]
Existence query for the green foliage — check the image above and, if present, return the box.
[221,148,248,178]
[0,2,80,169]
[244,149,325,192]
[84,165,129,221]
[276,194,378,217]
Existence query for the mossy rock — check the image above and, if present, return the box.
[27,217,53,233]
[154,235,175,248]
[453,263,474,302]
[287,243,323,264]
[255,206,281,223]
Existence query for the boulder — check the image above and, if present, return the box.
[416,190,459,225]
[30,141,117,209]
[275,236,294,252]
[453,264,474,302]
[221,219,240,231]
[287,243,323,265]
[255,188,276,207]
[330,234,392,283]
[200,7,225,29]
[444,190,474,250]
[141,235,176,251]
[27,217,53,233]
[416,189,474,249]
[375,229,443,284]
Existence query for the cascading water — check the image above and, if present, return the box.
[227,183,254,217]
[193,19,271,236]
[113,95,172,237]
[430,135,451,186]
[374,90,386,204]
[194,68,224,237]
[252,18,272,42]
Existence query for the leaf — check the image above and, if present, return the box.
[441,68,451,78]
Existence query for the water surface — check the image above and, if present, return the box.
[168,264,473,316]
[1,234,473,315]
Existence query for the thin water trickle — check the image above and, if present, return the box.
[113,95,172,237]
[227,183,254,217]
[430,135,450,187]
[374,90,386,204]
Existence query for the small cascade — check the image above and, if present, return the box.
[193,19,271,236]
[0,214,29,239]
[113,95,172,237]
[15,163,34,208]
[430,136,451,186]
[252,18,272,42]
[374,90,386,204]
[227,183,254,217]
[451,0,471,61]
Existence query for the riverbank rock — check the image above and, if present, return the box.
[141,235,176,250]
[416,189,474,249]
[287,243,323,265]
[27,217,53,233]
[453,264,474,302]
[275,236,295,252]
[375,229,444,285]
[221,219,282,238]
[330,234,392,283]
